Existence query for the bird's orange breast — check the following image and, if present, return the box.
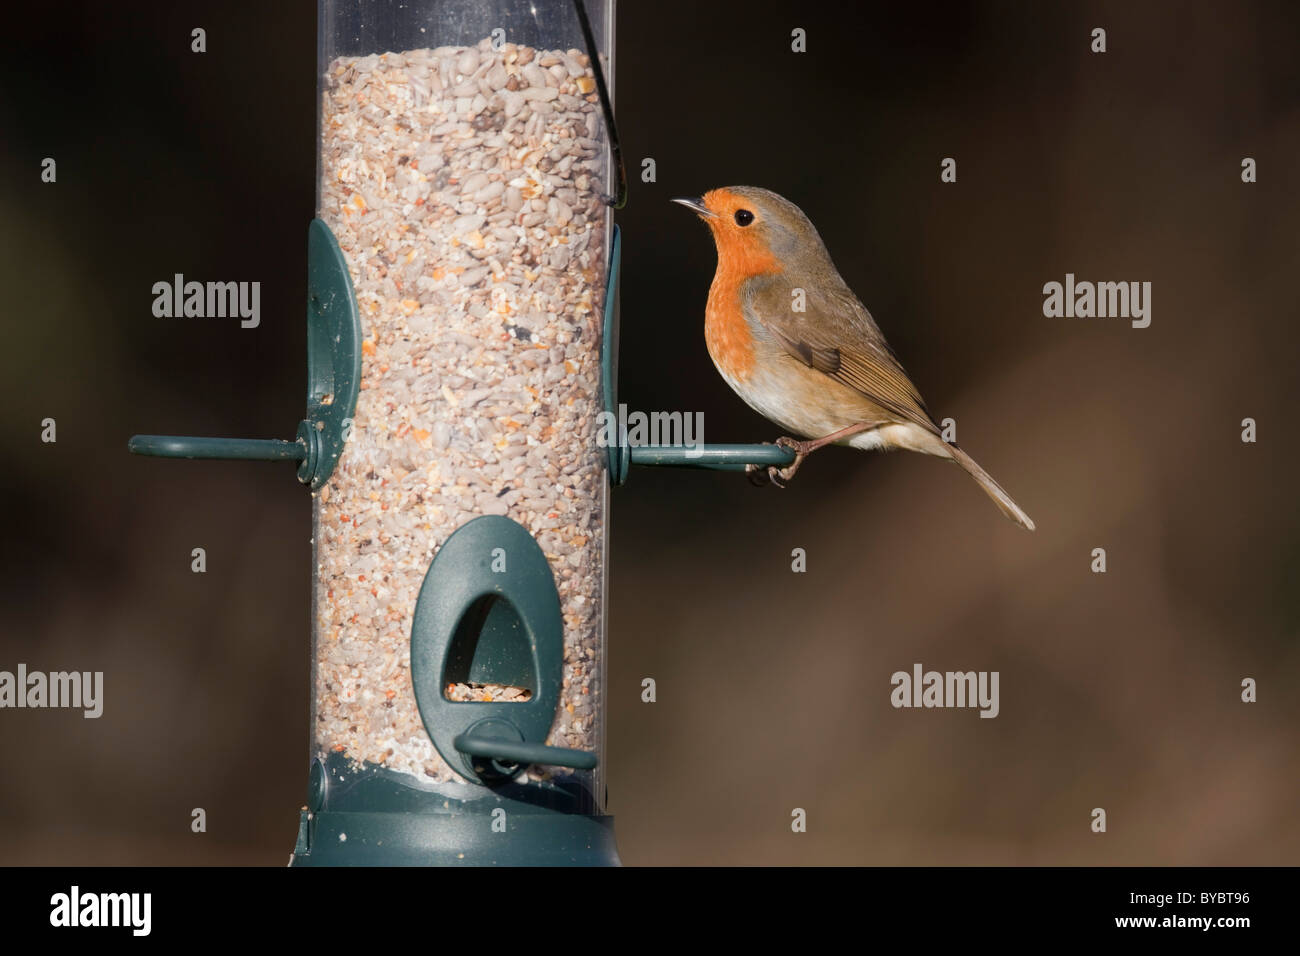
[704,235,783,383]
[704,283,757,383]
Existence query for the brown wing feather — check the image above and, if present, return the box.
[743,274,937,430]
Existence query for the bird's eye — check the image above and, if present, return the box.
[734,209,755,226]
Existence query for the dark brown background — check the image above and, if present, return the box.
[1,1,1296,865]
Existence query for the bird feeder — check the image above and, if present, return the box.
[129,0,793,866]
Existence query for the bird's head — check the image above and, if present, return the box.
[673,186,828,278]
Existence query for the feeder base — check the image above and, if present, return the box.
[290,806,619,867]
[289,753,619,866]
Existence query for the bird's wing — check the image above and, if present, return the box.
[742,273,937,430]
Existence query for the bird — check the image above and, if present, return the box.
[673,186,1035,531]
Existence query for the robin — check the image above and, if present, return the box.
[673,186,1035,531]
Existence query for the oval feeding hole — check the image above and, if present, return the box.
[445,682,533,702]
[442,593,536,703]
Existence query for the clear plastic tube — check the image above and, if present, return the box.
[312,0,613,806]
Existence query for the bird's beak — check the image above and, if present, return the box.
[671,196,716,218]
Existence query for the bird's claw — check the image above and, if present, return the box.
[747,437,807,488]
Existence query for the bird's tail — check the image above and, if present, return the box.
[945,444,1036,531]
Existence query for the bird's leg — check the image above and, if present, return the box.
[798,421,877,454]
[754,422,876,487]
[768,436,807,486]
